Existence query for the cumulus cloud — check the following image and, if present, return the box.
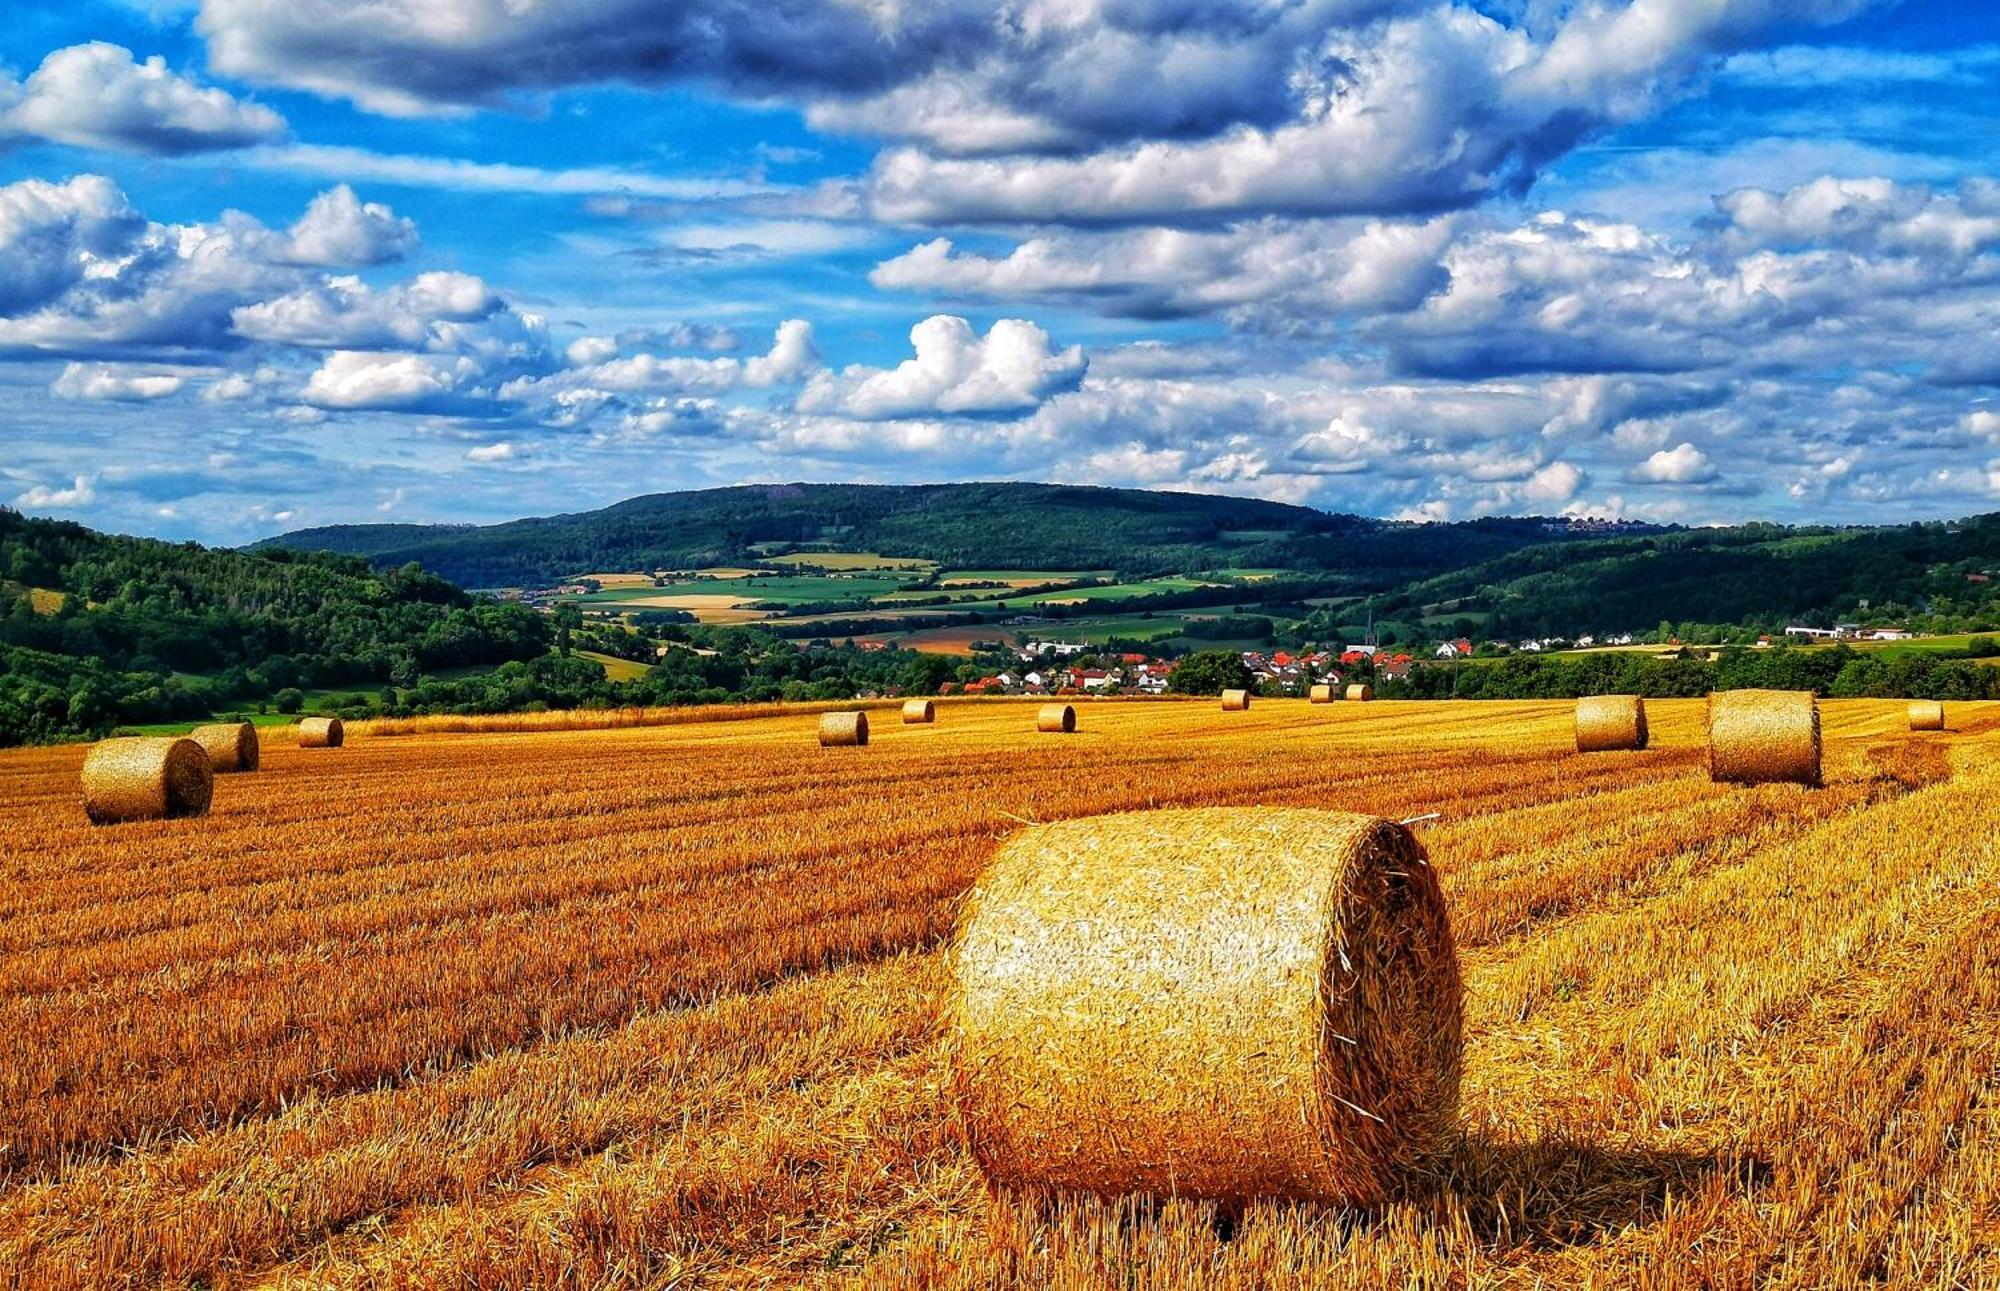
[231,272,502,349]
[196,0,1394,142]
[0,180,420,360]
[871,218,1456,326]
[1522,459,1586,503]
[15,475,97,509]
[0,174,561,414]
[1715,176,2000,257]
[301,350,484,411]
[273,185,418,266]
[196,0,1871,227]
[466,441,515,462]
[0,174,143,314]
[521,320,815,401]
[798,316,1085,419]
[52,361,189,401]
[0,42,285,155]
[1630,441,1719,484]
[861,1,1877,225]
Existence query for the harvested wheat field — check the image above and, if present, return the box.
[2,697,1998,1288]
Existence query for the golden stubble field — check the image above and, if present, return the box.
[1,697,1997,1289]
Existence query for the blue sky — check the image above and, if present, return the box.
[1,0,1995,543]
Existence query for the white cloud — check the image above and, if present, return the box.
[505,320,816,422]
[0,174,143,314]
[15,475,97,509]
[1716,176,2000,258]
[52,361,188,401]
[798,316,1085,419]
[871,217,1456,326]
[301,351,483,411]
[1630,441,1719,484]
[232,271,501,349]
[0,42,284,155]
[274,185,418,267]
[466,441,515,462]
[1522,459,1586,504]
[861,1,1875,226]
[243,143,764,200]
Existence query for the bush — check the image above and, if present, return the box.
[1167,649,1254,696]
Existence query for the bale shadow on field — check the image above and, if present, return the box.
[1405,1134,1766,1251]
[978,1137,1760,1254]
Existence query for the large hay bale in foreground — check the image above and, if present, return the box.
[297,716,343,749]
[952,807,1462,1206]
[82,737,213,825]
[1037,703,1076,734]
[819,711,868,746]
[1345,684,1373,702]
[1310,683,1334,704]
[1575,695,1648,753]
[1908,700,1945,732]
[1709,689,1820,787]
[190,721,260,773]
[902,699,936,724]
[1220,688,1251,712]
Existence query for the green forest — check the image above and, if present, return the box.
[0,510,549,744]
[1384,642,2000,702]
[257,482,1619,588]
[1342,515,2000,641]
[6,495,2000,746]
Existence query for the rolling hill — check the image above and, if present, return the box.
[1352,514,2000,638]
[256,481,1627,588]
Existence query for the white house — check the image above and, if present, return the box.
[1434,642,1461,659]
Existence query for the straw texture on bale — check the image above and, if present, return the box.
[1908,700,1945,732]
[1310,683,1334,703]
[1345,684,1373,702]
[819,711,868,746]
[189,721,260,773]
[1575,695,1648,753]
[296,716,343,749]
[902,699,936,724]
[81,737,213,825]
[1709,689,1820,787]
[1220,688,1251,711]
[951,807,1462,1206]
[1036,703,1076,734]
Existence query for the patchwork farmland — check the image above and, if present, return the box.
[2,699,1998,1287]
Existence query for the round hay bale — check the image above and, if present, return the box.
[1309,683,1334,704]
[1220,688,1251,712]
[1037,703,1076,734]
[1575,695,1648,753]
[297,716,344,748]
[819,710,868,746]
[952,807,1461,1206]
[1345,684,1373,702]
[1908,700,1945,732]
[190,721,260,773]
[82,737,213,825]
[902,699,936,724]
[1709,689,1820,787]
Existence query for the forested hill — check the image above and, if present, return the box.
[1353,514,2000,638]
[258,481,1608,587]
[0,509,549,744]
